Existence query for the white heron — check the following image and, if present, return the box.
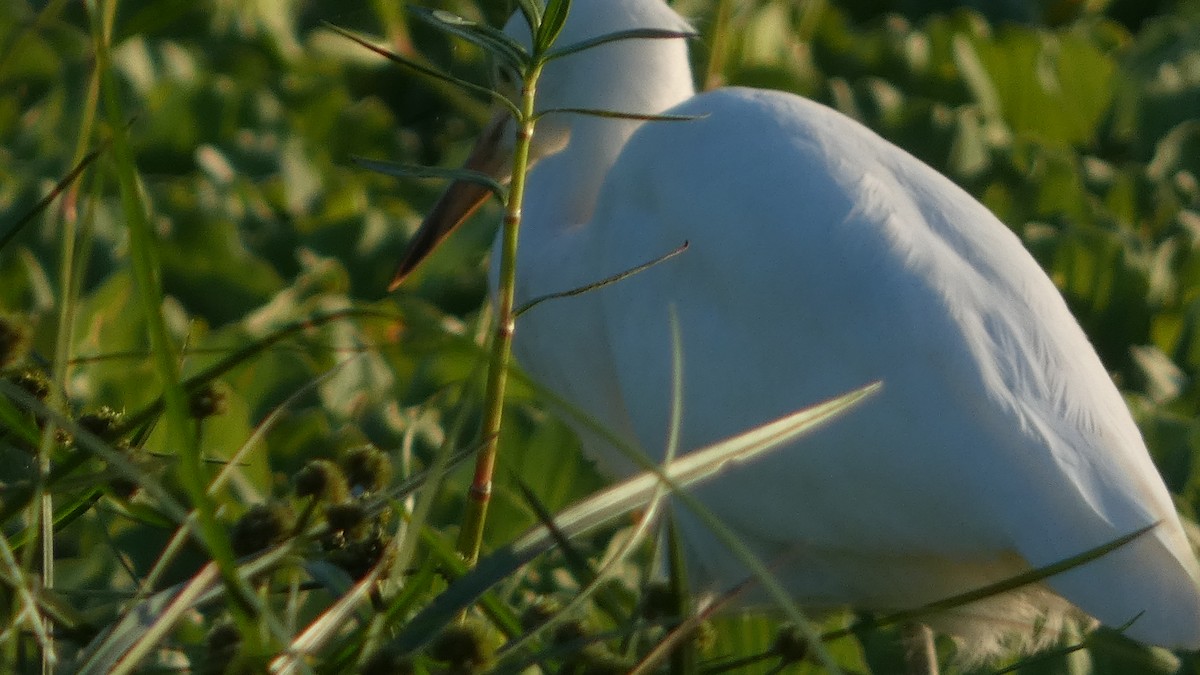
[389,0,1200,666]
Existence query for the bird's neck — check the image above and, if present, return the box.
[525,92,690,229]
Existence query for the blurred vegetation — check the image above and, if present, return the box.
[1,0,1199,672]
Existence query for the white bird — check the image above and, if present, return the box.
[390,0,1200,665]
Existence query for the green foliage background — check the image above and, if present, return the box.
[1,0,1200,672]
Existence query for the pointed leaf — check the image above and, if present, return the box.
[1,145,104,252]
[409,7,529,71]
[545,28,696,62]
[516,241,689,317]
[535,0,572,55]
[534,107,704,123]
[513,0,542,35]
[76,545,295,675]
[519,381,880,551]
[385,382,880,654]
[323,22,519,118]
[352,157,509,204]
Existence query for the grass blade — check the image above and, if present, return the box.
[545,28,696,61]
[352,157,508,204]
[409,7,529,71]
[384,382,880,655]
[323,22,519,118]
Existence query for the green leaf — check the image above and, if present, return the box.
[533,107,704,123]
[323,22,520,118]
[351,156,509,204]
[516,241,689,318]
[385,382,880,655]
[409,7,529,71]
[513,0,542,36]
[964,27,1116,146]
[545,28,696,62]
[0,145,104,253]
[75,544,296,675]
[535,0,572,55]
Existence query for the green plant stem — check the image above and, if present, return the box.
[86,0,260,651]
[30,27,104,675]
[455,59,546,567]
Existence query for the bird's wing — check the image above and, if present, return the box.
[586,87,1200,644]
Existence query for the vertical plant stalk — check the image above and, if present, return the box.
[86,0,261,647]
[30,40,103,675]
[456,59,547,567]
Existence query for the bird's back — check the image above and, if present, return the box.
[547,86,1200,651]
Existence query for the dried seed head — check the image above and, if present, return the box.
[231,502,295,557]
[0,316,28,368]
[294,459,349,503]
[358,647,414,675]
[429,619,493,672]
[9,369,50,401]
[324,501,368,534]
[200,619,252,667]
[328,533,389,580]
[188,382,228,419]
[771,623,808,664]
[78,406,125,442]
[640,581,677,621]
[106,446,150,500]
[519,598,560,631]
[552,619,589,647]
[341,444,392,495]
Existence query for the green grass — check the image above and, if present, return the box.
[1,0,1200,673]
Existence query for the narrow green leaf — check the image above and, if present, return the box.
[352,156,509,204]
[408,7,529,71]
[545,28,696,62]
[0,531,57,655]
[515,241,688,317]
[825,523,1160,644]
[534,107,704,123]
[0,381,189,524]
[384,382,880,655]
[0,145,104,252]
[513,0,542,35]
[520,382,880,553]
[535,0,572,55]
[75,545,296,675]
[323,22,520,118]
[896,524,1156,620]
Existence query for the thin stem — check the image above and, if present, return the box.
[455,56,546,566]
[87,0,260,650]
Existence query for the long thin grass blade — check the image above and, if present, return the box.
[323,22,519,118]
[868,523,1159,631]
[0,531,55,655]
[534,107,703,123]
[515,241,688,317]
[0,146,104,252]
[384,382,880,655]
[352,157,508,204]
[75,544,296,675]
[545,28,696,61]
[408,7,528,70]
[522,382,880,550]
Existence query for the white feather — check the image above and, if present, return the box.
[487,0,1200,660]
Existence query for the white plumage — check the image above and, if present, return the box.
[395,0,1200,660]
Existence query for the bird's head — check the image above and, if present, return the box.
[388,0,694,289]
